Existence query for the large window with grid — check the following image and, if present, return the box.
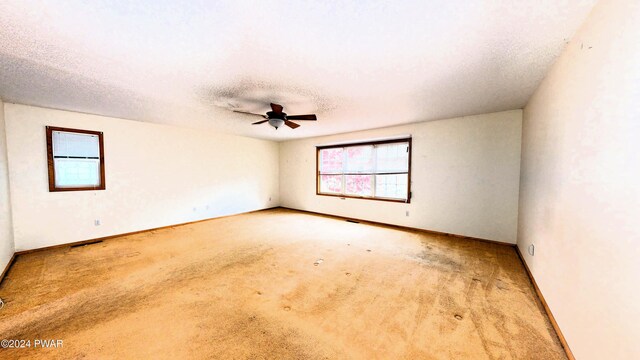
[316,138,411,202]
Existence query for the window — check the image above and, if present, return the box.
[316,138,411,202]
[46,126,105,192]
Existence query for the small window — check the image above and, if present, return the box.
[46,126,105,192]
[316,138,411,202]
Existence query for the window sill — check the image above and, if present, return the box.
[49,186,106,192]
[316,192,410,204]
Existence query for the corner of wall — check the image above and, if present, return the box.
[0,98,17,277]
[276,141,283,208]
[276,140,289,208]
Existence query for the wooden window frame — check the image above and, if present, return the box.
[46,126,106,192]
[316,138,412,203]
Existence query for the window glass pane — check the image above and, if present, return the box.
[54,158,101,188]
[53,131,100,158]
[319,148,343,174]
[345,175,373,197]
[376,142,409,173]
[344,146,374,173]
[375,174,408,199]
[320,174,342,194]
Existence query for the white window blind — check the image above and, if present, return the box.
[52,130,102,188]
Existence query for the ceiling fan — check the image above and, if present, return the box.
[234,103,317,130]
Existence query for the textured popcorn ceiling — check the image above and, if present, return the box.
[0,0,596,141]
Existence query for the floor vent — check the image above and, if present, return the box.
[70,240,103,248]
[346,220,360,224]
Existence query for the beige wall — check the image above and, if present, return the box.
[4,104,280,251]
[280,110,522,243]
[518,0,640,358]
[0,100,15,272]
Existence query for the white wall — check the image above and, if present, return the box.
[4,104,280,251]
[280,110,522,243]
[0,100,15,272]
[518,0,640,358]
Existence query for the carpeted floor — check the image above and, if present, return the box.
[0,208,566,359]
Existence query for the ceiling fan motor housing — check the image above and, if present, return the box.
[266,111,286,120]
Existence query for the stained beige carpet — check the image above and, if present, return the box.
[0,208,565,359]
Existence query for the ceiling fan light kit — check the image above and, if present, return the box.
[234,103,317,130]
[269,118,285,129]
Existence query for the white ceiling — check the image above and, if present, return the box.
[0,0,596,141]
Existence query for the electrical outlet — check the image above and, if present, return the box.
[206,205,210,210]
[192,207,197,212]
[406,211,410,217]
[94,219,101,226]
[269,197,272,202]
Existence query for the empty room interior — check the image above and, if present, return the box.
[0,0,638,359]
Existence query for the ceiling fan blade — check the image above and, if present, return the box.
[234,110,267,118]
[270,103,284,114]
[252,120,269,125]
[286,114,317,121]
[284,120,300,129]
